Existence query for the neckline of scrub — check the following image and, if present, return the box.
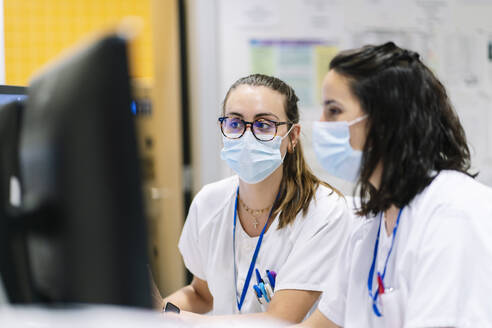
[236,208,279,240]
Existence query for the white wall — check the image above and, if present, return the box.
[187,0,492,193]
[186,0,224,193]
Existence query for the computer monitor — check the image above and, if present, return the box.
[1,34,152,307]
[0,89,26,305]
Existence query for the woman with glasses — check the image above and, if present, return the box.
[159,74,351,324]
[301,42,492,327]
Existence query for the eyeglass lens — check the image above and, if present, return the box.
[221,117,276,140]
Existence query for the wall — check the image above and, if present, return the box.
[3,0,153,84]
[188,0,492,193]
[0,0,5,83]
[186,0,223,194]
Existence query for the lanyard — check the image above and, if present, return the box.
[233,187,278,312]
[367,207,404,317]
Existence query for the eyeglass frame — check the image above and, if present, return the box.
[218,116,293,141]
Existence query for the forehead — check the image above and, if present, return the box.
[322,70,364,114]
[225,85,286,119]
[322,70,354,101]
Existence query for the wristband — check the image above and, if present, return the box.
[163,301,180,314]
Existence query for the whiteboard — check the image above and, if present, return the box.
[188,0,492,193]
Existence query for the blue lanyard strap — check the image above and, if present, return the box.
[367,207,404,317]
[233,186,279,312]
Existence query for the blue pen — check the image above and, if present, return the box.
[253,285,262,298]
[255,268,263,284]
[252,285,264,304]
[259,282,270,303]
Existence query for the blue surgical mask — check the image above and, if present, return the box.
[220,128,292,184]
[312,116,367,182]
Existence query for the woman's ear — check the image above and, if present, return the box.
[288,124,301,153]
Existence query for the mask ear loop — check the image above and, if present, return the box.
[281,124,295,140]
[347,115,368,126]
[283,124,297,153]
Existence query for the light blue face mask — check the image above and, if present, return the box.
[312,115,367,183]
[220,128,292,184]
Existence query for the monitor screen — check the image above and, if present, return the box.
[0,86,26,106]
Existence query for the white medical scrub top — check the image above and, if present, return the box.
[178,175,351,315]
[319,170,492,328]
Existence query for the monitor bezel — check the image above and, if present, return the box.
[0,85,26,95]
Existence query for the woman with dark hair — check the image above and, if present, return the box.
[303,42,492,327]
[159,74,350,324]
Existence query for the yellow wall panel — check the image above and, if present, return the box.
[4,0,153,85]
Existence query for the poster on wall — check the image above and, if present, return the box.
[250,39,338,107]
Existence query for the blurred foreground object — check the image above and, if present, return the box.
[0,32,151,307]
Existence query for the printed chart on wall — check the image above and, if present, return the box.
[250,39,338,108]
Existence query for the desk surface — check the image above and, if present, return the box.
[0,305,183,327]
[0,304,285,327]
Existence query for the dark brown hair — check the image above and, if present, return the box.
[329,42,475,216]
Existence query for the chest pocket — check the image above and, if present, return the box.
[379,288,404,328]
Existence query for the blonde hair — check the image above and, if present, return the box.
[223,74,341,228]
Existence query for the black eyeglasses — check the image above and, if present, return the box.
[218,116,292,141]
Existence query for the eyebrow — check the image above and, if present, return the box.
[323,99,341,106]
[226,111,281,120]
